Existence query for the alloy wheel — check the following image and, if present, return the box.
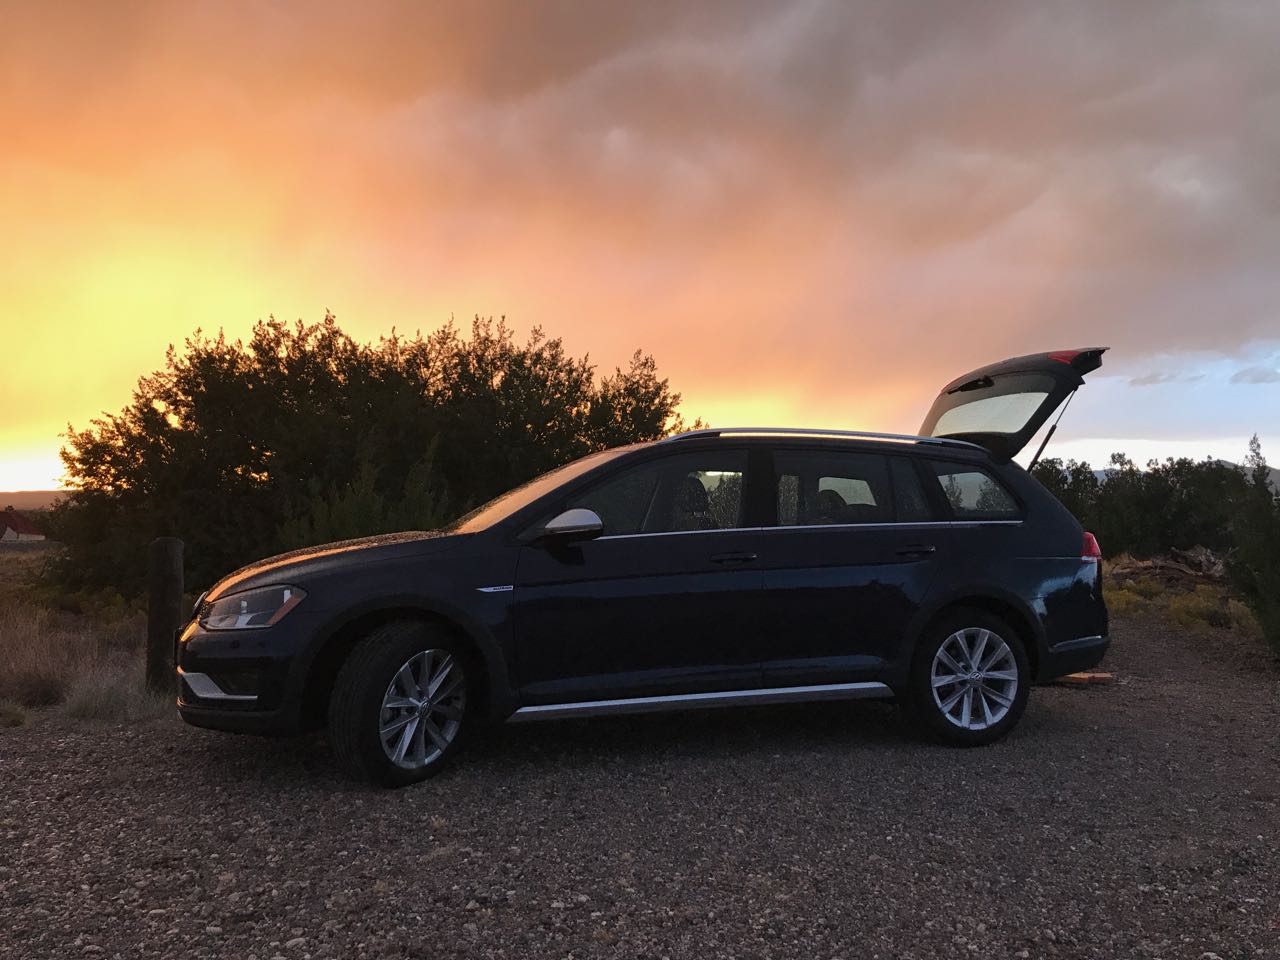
[378,649,466,768]
[930,627,1019,731]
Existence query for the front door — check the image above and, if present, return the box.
[513,447,765,705]
[755,446,950,685]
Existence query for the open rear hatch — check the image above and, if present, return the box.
[919,348,1107,460]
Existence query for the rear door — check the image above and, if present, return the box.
[755,445,951,686]
[919,348,1107,460]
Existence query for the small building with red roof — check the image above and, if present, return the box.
[1,507,45,541]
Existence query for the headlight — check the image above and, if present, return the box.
[200,585,306,630]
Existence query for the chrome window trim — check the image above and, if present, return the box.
[594,519,1022,540]
[508,681,894,722]
[597,526,764,541]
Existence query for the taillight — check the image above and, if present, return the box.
[1082,531,1102,562]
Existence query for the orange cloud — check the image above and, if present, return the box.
[3,1,1279,489]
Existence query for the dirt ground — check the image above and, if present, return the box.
[1,612,1278,959]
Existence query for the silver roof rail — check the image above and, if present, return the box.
[662,427,984,450]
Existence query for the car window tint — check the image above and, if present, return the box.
[566,451,747,535]
[928,461,1020,519]
[890,457,933,521]
[775,450,894,525]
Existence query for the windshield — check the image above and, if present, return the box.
[445,448,632,534]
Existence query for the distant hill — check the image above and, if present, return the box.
[0,490,65,511]
[1088,462,1280,491]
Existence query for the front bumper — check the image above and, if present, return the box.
[175,615,317,736]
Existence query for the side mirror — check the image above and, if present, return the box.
[541,507,604,543]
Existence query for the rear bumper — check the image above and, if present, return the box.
[1039,634,1109,680]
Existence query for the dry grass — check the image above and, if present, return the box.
[0,601,157,718]
[1,547,158,722]
[1169,585,1235,630]
[1107,574,1262,638]
[1105,586,1145,619]
[63,660,171,722]
[1130,576,1165,600]
[0,699,26,728]
[0,603,85,706]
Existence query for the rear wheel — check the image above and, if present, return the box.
[328,620,472,787]
[907,608,1030,746]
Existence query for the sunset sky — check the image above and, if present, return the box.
[3,0,1279,491]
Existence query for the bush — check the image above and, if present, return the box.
[1105,586,1145,619]
[1226,437,1280,657]
[1130,576,1164,600]
[1032,454,1249,558]
[1169,587,1233,630]
[53,315,693,596]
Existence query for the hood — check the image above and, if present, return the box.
[205,530,468,600]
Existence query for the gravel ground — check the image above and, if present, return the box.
[2,616,1278,960]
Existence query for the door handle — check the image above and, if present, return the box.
[710,552,758,564]
[895,544,937,557]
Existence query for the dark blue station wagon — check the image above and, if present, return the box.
[177,349,1109,786]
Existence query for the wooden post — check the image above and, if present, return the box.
[147,537,184,693]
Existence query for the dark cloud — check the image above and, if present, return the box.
[1130,372,1179,387]
[4,0,1280,464]
[1231,365,1280,384]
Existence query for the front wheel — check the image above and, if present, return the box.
[328,621,473,787]
[907,609,1030,747]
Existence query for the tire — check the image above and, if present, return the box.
[906,607,1030,747]
[328,620,474,787]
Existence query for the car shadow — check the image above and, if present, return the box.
[178,699,916,789]
[469,699,912,769]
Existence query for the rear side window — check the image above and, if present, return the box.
[775,450,933,525]
[928,461,1021,520]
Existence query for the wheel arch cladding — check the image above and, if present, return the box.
[299,605,501,729]
[914,595,1041,681]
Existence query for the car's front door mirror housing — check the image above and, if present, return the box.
[540,507,604,543]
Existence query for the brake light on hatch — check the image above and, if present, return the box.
[1082,531,1102,562]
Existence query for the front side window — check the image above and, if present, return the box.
[448,448,629,533]
[928,461,1021,520]
[564,451,747,536]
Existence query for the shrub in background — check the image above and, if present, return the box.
[53,314,692,596]
[1227,436,1280,657]
[1032,454,1249,558]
